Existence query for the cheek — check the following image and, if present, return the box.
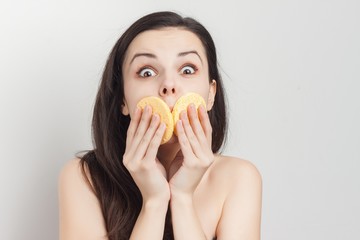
[123,82,139,116]
[189,80,211,102]
[123,80,160,116]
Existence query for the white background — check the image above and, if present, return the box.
[1,0,359,239]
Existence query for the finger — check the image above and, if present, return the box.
[133,113,161,160]
[130,105,152,155]
[187,104,208,148]
[180,110,204,159]
[144,122,166,161]
[176,119,194,160]
[198,104,212,147]
[126,107,141,150]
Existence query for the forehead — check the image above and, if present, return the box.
[124,27,207,62]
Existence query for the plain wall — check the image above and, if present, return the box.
[1,0,359,239]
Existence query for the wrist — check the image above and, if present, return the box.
[142,197,169,212]
[170,190,194,206]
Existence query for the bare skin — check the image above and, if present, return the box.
[59,154,262,239]
[58,28,262,239]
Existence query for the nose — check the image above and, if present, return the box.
[159,75,177,97]
[161,87,175,95]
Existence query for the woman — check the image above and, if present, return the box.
[59,11,262,240]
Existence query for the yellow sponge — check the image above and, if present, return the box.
[137,96,174,144]
[136,92,206,144]
[172,92,206,136]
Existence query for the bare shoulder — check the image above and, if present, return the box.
[210,155,262,239]
[58,158,107,240]
[209,154,262,184]
[59,158,85,184]
[58,158,95,202]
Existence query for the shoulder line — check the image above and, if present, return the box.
[58,158,94,194]
[211,155,262,182]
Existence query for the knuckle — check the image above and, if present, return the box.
[150,122,158,130]
[140,114,148,124]
[180,137,188,146]
[155,127,164,138]
[141,135,150,145]
[127,128,134,136]
[193,126,201,135]
[139,162,151,171]
[122,154,129,165]
[134,129,141,138]
[188,134,197,143]
[149,139,158,149]
[182,119,190,128]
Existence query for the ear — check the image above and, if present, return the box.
[206,80,217,111]
[121,102,129,116]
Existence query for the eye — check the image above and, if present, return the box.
[137,67,156,78]
[180,65,197,75]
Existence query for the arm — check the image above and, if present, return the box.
[124,106,171,239]
[130,200,168,240]
[170,192,207,240]
[59,108,169,239]
[59,158,169,240]
[216,160,262,240]
[58,158,107,240]
[169,105,213,239]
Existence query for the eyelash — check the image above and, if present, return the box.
[135,63,199,78]
[136,66,156,78]
[180,64,198,75]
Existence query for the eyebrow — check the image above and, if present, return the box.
[129,50,203,65]
[178,50,203,64]
[129,53,157,65]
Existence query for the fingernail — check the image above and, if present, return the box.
[134,107,140,114]
[177,120,182,128]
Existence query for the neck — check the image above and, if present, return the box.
[157,141,182,174]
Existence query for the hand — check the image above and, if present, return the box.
[169,104,214,197]
[123,105,170,203]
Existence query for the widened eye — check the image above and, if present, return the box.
[180,65,197,75]
[138,67,156,77]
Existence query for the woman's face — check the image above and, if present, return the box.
[121,27,216,117]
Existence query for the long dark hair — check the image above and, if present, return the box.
[79,11,228,239]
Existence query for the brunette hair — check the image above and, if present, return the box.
[80,11,228,239]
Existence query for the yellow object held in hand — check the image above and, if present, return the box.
[136,92,207,144]
[136,96,174,144]
[172,92,207,136]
